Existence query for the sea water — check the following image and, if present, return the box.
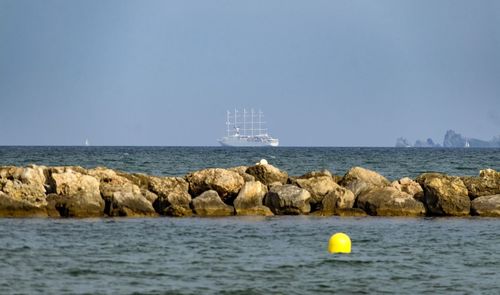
[1,217,499,294]
[0,146,498,179]
[0,147,499,294]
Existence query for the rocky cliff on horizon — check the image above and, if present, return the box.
[396,130,500,148]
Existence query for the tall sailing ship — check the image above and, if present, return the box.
[218,109,279,147]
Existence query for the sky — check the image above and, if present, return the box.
[0,0,499,146]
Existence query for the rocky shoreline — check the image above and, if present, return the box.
[0,162,499,218]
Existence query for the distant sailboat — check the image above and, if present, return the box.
[465,139,470,148]
[84,138,90,146]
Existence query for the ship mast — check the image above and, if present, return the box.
[251,108,254,137]
[234,108,239,136]
[243,108,246,136]
[226,110,230,137]
[258,110,262,136]
[220,108,278,146]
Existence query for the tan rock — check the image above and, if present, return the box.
[461,169,500,200]
[46,166,88,176]
[356,187,426,216]
[87,167,157,217]
[106,190,157,217]
[149,177,192,216]
[228,166,255,182]
[0,165,50,217]
[119,172,152,190]
[87,167,130,185]
[321,183,355,211]
[391,177,424,201]
[294,170,337,205]
[264,184,311,215]
[234,181,273,216]
[246,164,288,186]
[416,173,470,216]
[102,184,156,217]
[0,165,48,208]
[299,169,332,179]
[50,170,99,196]
[46,170,104,217]
[0,191,48,217]
[339,167,390,197]
[186,168,244,199]
[192,190,234,216]
[471,194,500,217]
[141,189,158,203]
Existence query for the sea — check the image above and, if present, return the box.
[0,146,499,294]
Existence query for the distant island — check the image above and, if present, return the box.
[396,130,500,148]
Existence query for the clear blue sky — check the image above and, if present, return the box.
[1,0,499,146]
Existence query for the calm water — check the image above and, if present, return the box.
[1,147,499,294]
[0,146,499,179]
[0,217,499,294]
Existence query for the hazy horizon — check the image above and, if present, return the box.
[1,0,499,146]
[0,128,498,147]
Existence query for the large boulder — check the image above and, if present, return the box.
[471,194,500,217]
[46,166,88,176]
[461,169,500,200]
[246,164,288,186]
[391,177,424,202]
[0,191,48,217]
[191,190,234,216]
[0,165,48,189]
[299,169,332,179]
[119,172,152,190]
[264,184,311,215]
[150,177,192,216]
[46,169,104,217]
[293,170,337,206]
[87,167,129,185]
[87,167,156,217]
[356,187,426,216]
[321,183,355,212]
[186,168,244,200]
[298,169,342,183]
[0,165,49,217]
[141,189,158,204]
[104,189,157,217]
[416,173,470,216]
[233,181,273,216]
[228,166,255,182]
[339,167,390,197]
[0,166,47,196]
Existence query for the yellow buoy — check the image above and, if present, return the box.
[328,232,351,254]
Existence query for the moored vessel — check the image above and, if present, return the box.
[218,109,279,147]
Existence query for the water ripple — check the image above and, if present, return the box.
[0,146,498,179]
[1,217,499,294]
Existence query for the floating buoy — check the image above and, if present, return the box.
[328,232,351,254]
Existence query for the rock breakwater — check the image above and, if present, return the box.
[0,163,499,218]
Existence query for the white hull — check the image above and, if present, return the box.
[218,136,279,147]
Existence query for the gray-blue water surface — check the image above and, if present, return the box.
[1,147,499,294]
[0,146,498,179]
[1,217,499,294]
